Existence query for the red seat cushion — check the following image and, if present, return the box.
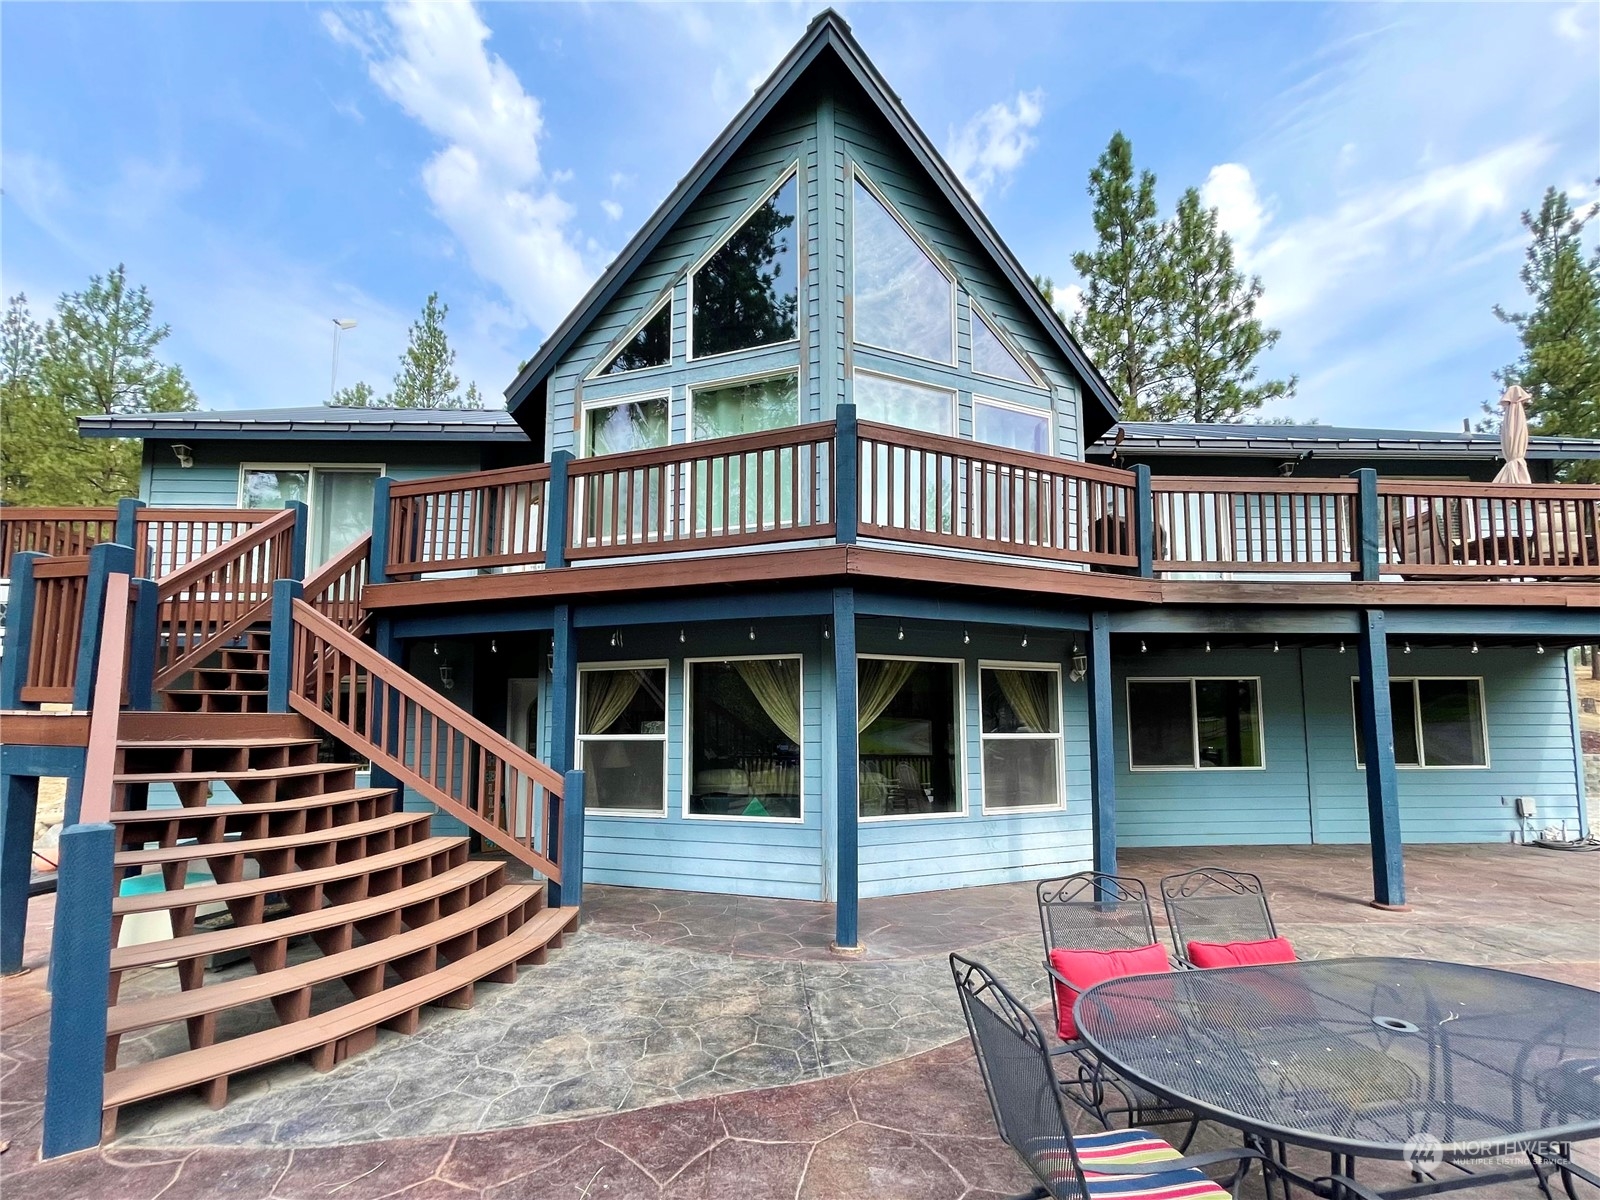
[1185,936,1297,969]
[1048,943,1170,1040]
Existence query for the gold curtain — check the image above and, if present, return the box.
[858,659,916,732]
[994,668,1055,734]
[582,669,643,735]
[733,658,802,743]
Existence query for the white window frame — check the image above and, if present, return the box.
[686,161,803,364]
[238,462,384,563]
[850,167,958,368]
[588,291,674,381]
[971,393,1053,456]
[977,661,1065,814]
[967,299,1047,388]
[579,390,672,458]
[682,654,805,824]
[1348,675,1491,770]
[575,660,671,818]
[1125,676,1267,772]
[852,367,958,436]
[857,653,967,822]
[685,367,802,443]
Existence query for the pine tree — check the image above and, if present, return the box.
[1070,133,1173,417]
[1154,188,1295,423]
[1,295,45,500]
[1494,185,1600,481]
[391,292,467,409]
[330,380,377,408]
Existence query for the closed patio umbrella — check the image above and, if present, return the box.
[1493,385,1532,484]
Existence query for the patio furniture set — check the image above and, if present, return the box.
[951,868,1600,1200]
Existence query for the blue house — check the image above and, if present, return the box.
[6,9,1598,1149]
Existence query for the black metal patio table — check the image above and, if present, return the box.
[1074,957,1600,1199]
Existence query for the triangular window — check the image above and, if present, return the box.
[600,300,671,375]
[691,171,799,359]
[853,178,954,363]
[971,308,1035,384]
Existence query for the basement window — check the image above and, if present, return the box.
[1128,677,1264,770]
[578,665,668,816]
[1351,677,1487,768]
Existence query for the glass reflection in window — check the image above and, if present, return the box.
[971,308,1034,383]
[691,174,799,358]
[585,396,669,457]
[974,399,1050,454]
[688,658,802,820]
[858,659,961,817]
[853,179,954,362]
[602,301,671,375]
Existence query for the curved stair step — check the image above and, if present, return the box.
[113,810,430,873]
[102,904,578,1128]
[111,787,395,831]
[114,763,358,786]
[106,881,544,1038]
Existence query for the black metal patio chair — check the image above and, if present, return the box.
[1158,868,1292,967]
[950,953,1266,1200]
[1037,873,1196,1142]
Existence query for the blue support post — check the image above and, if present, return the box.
[551,769,585,911]
[72,542,136,711]
[42,822,116,1158]
[831,587,860,951]
[545,451,573,570]
[369,477,392,586]
[266,579,304,712]
[0,552,44,710]
[284,499,309,581]
[1353,468,1381,582]
[126,577,159,711]
[548,604,577,773]
[1133,464,1153,578]
[1356,608,1407,909]
[1086,610,1117,879]
[0,771,39,975]
[834,404,858,545]
[369,617,402,797]
[114,498,146,572]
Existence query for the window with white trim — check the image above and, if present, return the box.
[687,656,802,820]
[1128,677,1263,769]
[240,464,379,567]
[598,298,671,376]
[583,394,669,457]
[970,307,1036,384]
[852,175,955,363]
[853,370,954,434]
[1351,677,1487,768]
[973,396,1050,454]
[858,656,963,818]
[690,169,799,359]
[980,665,1063,810]
[578,665,668,815]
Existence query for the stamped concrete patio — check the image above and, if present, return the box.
[2,844,1596,1198]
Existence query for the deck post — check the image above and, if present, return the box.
[368,617,402,797]
[546,451,573,569]
[42,821,116,1158]
[73,542,136,712]
[0,770,39,975]
[284,499,309,581]
[831,587,860,951]
[1356,608,1407,909]
[126,576,159,711]
[114,498,146,572]
[266,579,304,712]
[369,477,392,586]
[548,604,577,775]
[1086,610,1117,879]
[1133,465,1153,577]
[1353,468,1381,582]
[551,768,585,911]
[0,552,44,710]
[835,404,858,545]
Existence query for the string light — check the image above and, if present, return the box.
[749,625,756,641]
[679,628,686,644]
[963,627,970,645]
[1021,630,1029,648]
[1204,640,1211,653]
[1470,641,1479,655]
[1536,642,1545,655]
[1272,640,1280,653]
[897,623,905,641]
[1403,642,1412,655]
[1339,641,1346,654]
[610,630,622,648]
[490,639,498,654]
[1139,639,1147,653]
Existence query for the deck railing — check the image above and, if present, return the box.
[1151,477,1361,575]
[857,421,1138,568]
[563,421,836,559]
[305,533,371,635]
[0,509,116,561]
[286,599,563,879]
[1377,481,1600,578]
[386,463,550,578]
[134,508,281,580]
[20,555,92,704]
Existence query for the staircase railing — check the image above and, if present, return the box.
[17,555,92,704]
[284,599,564,881]
[153,506,300,689]
[304,532,371,636]
[134,507,283,581]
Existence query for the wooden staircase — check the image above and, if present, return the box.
[101,698,577,1133]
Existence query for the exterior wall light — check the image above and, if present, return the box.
[172,443,194,468]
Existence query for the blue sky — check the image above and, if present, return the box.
[3,2,1596,431]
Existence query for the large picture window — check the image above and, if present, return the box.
[690,169,799,359]
[980,665,1063,811]
[1128,677,1263,770]
[578,665,668,815]
[1352,677,1487,768]
[974,397,1050,454]
[852,176,954,363]
[687,657,802,820]
[853,370,954,434]
[858,657,962,818]
[584,395,669,457]
[690,373,799,440]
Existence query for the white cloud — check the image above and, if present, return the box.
[325,1,592,333]
[1553,4,1588,42]
[600,199,623,222]
[1053,282,1086,326]
[945,89,1044,203]
[1200,163,1267,252]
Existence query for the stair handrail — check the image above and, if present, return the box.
[285,599,564,881]
[303,533,371,637]
[153,506,299,689]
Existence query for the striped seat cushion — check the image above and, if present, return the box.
[1027,1129,1231,1200]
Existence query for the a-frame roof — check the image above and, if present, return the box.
[505,9,1120,435]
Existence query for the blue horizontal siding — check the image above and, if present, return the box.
[142,439,485,507]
